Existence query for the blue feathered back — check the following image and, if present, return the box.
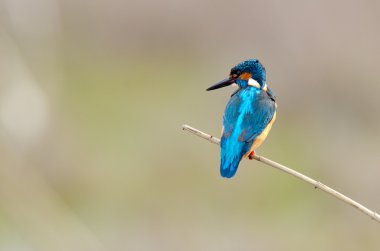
[220,87,275,178]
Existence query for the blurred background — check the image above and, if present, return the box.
[0,0,380,250]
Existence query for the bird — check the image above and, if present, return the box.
[207,59,277,178]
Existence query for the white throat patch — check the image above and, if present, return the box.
[262,82,267,91]
[248,78,260,88]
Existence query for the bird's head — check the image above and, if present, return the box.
[207,59,267,91]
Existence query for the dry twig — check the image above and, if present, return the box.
[182,124,380,223]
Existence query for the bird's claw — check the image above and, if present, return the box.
[248,150,255,160]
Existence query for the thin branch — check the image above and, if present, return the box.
[182,124,380,223]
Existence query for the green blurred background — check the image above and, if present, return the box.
[0,0,379,250]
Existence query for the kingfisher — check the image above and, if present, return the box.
[207,59,277,178]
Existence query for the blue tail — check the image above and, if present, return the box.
[220,138,251,178]
[220,155,242,178]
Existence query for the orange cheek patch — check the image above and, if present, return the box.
[240,73,252,80]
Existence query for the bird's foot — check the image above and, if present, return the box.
[248,150,255,160]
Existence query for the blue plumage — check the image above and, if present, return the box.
[221,87,276,177]
[207,59,277,178]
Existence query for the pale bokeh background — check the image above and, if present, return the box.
[0,1,380,250]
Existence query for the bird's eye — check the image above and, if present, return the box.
[231,73,238,78]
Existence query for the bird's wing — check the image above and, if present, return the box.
[238,92,276,143]
[220,93,249,178]
[222,93,242,138]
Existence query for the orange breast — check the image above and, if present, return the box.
[244,111,276,157]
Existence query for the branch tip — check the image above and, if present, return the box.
[182,124,380,223]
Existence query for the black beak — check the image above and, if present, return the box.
[206,77,235,91]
